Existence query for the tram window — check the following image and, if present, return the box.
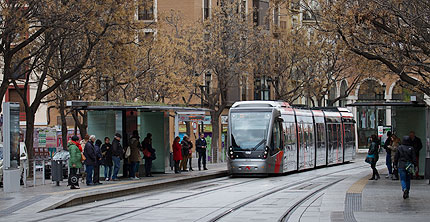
[316,123,325,149]
[283,122,296,150]
[271,122,282,153]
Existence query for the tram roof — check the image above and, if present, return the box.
[232,101,290,108]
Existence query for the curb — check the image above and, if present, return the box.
[39,170,229,212]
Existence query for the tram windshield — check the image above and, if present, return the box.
[230,111,271,151]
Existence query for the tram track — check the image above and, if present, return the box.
[32,177,259,222]
[277,178,344,222]
[35,161,377,222]
[202,164,370,222]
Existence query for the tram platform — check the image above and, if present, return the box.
[298,155,430,222]
[0,162,228,217]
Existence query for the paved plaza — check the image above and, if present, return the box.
[1,155,429,221]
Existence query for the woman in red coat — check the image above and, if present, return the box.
[172,136,182,174]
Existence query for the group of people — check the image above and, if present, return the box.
[67,131,156,189]
[172,134,208,173]
[367,131,422,199]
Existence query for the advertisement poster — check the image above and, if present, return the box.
[38,129,47,148]
[46,129,57,148]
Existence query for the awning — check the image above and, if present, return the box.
[346,101,427,107]
[67,100,211,112]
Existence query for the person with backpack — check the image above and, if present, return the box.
[68,136,82,189]
[394,136,418,199]
[367,134,380,180]
[142,133,155,177]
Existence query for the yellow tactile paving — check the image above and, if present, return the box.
[347,174,371,194]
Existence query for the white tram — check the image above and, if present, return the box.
[227,101,356,175]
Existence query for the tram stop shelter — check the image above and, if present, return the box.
[67,101,210,175]
[348,101,430,179]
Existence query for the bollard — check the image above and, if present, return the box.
[23,159,27,188]
[42,160,45,185]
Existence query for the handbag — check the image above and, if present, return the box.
[125,146,131,158]
[405,162,415,175]
[365,154,375,164]
[143,148,151,158]
[81,152,86,162]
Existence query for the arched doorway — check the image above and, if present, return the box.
[357,79,386,149]
[358,79,385,101]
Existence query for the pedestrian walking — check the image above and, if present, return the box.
[173,136,182,174]
[180,135,192,171]
[408,131,422,179]
[142,133,156,177]
[93,139,103,185]
[389,134,401,180]
[196,134,208,171]
[383,131,393,178]
[101,137,113,181]
[129,130,142,180]
[112,133,123,181]
[188,137,194,171]
[394,136,418,199]
[84,135,97,186]
[68,135,82,189]
[367,134,380,180]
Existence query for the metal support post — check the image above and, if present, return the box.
[33,160,36,187]
[42,160,45,185]
[174,113,179,137]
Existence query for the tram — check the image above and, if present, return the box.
[227,101,356,175]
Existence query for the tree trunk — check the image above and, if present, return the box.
[25,109,36,177]
[72,110,88,137]
[59,98,68,150]
[210,112,220,163]
[0,80,10,113]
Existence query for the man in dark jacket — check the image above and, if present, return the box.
[394,136,418,199]
[408,131,422,178]
[84,135,97,186]
[383,131,393,178]
[101,137,113,181]
[196,134,208,171]
[112,133,123,181]
[93,139,103,185]
[142,133,155,177]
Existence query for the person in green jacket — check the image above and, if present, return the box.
[68,135,83,189]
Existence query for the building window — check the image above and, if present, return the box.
[273,6,279,26]
[138,31,155,42]
[254,76,271,100]
[253,0,269,30]
[138,0,154,21]
[204,0,210,20]
[280,20,287,29]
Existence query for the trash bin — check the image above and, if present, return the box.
[51,150,70,186]
[51,160,63,186]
